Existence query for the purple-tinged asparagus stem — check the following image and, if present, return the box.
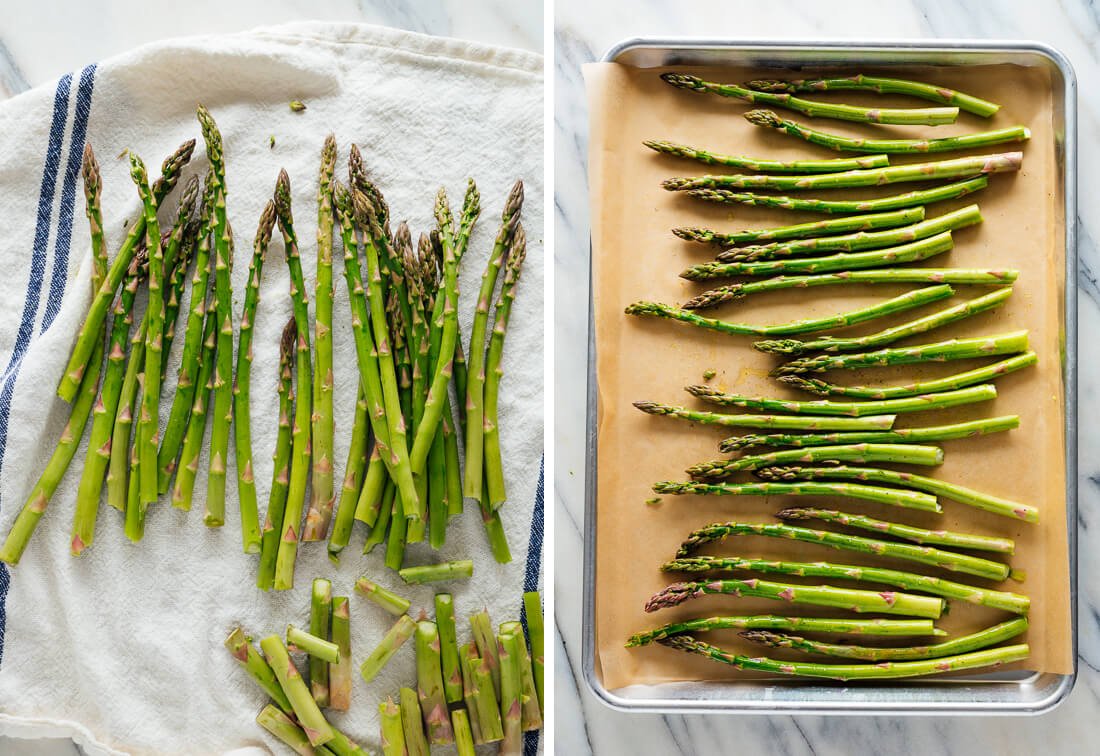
[380,698,406,756]
[500,620,542,731]
[416,619,454,744]
[259,635,334,747]
[329,596,352,710]
[400,686,430,756]
[355,576,411,616]
[498,630,523,755]
[308,578,333,705]
[470,609,501,697]
[224,627,293,715]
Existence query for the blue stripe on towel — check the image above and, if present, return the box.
[520,455,545,755]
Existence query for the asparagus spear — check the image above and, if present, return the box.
[305,135,338,542]
[470,609,502,696]
[661,635,1029,680]
[523,591,544,714]
[257,318,296,590]
[676,521,1013,581]
[774,331,1030,376]
[287,624,339,664]
[754,464,1039,523]
[473,652,505,742]
[233,200,276,553]
[360,614,417,682]
[634,402,897,431]
[684,176,989,214]
[782,352,1037,399]
[329,596,352,711]
[224,627,293,714]
[681,230,953,281]
[500,621,542,731]
[57,139,195,403]
[197,106,235,530]
[328,382,369,556]
[712,204,982,262]
[686,442,945,477]
[259,635,334,747]
[755,288,1014,355]
[498,630,523,756]
[323,728,367,756]
[720,415,1020,452]
[274,170,314,591]
[661,72,958,125]
[744,74,1001,116]
[435,593,464,704]
[170,281,218,510]
[459,644,486,745]
[627,615,944,647]
[416,620,455,744]
[309,578,333,705]
[256,705,321,756]
[452,709,477,756]
[683,268,1017,310]
[643,138,889,172]
[355,576,411,616]
[380,698,406,756]
[677,205,924,246]
[627,285,953,338]
[400,560,474,584]
[106,297,148,511]
[662,556,1030,614]
[385,491,409,571]
[400,686,430,756]
[362,481,395,554]
[159,179,200,352]
[663,152,1022,192]
[656,478,939,511]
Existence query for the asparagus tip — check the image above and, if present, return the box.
[744,109,784,129]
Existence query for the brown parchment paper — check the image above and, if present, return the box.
[585,60,1071,690]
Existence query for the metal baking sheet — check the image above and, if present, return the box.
[581,38,1078,715]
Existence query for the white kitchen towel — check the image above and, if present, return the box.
[0,22,543,755]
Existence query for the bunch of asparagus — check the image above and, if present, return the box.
[625,72,1039,678]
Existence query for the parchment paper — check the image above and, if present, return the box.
[586,61,1071,690]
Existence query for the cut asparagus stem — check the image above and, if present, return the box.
[713,204,982,262]
[655,479,940,511]
[380,698,406,756]
[385,492,408,570]
[258,318,297,590]
[362,480,395,554]
[664,152,1022,192]
[274,170,314,591]
[755,464,1039,523]
[416,620,455,744]
[745,108,1026,154]
[355,577,412,616]
[686,442,945,478]
[775,506,1014,553]
[500,621,542,731]
[452,709,477,756]
[259,635,334,747]
[661,72,959,125]
[661,635,1030,680]
[684,176,989,214]
[679,206,923,245]
[644,138,890,172]
[435,593,464,704]
[644,577,944,618]
[400,560,475,585]
[225,627,293,714]
[286,624,339,664]
[360,614,417,682]
[470,609,502,697]
[352,447,386,529]
[628,615,944,648]
[170,279,218,511]
[663,556,1030,614]
[720,415,1020,452]
[256,705,317,756]
[634,402,897,431]
[400,686,430,756]
[305,135,338,542]
[329,596,352,711]
[233,200,276,553]
[627,284,953,338]
[685,384,997,421]
[124,428,144,541]
[781,352,1037,399]
[459,644,485,745]
[473,651,504,742]
[324,727,366,756]
[681,230,954,281]
[523,592,545,714]
[498,631,524,756]
[744,75,1001,117]
[328,383,369,556]
[683,268,1018,310]
[309,578,333,704]
[774,331,1030,376]
[676,521,1013,581]
[755,288,1014,355]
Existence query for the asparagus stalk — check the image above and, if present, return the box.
[676,521,1013,581]
[305,135,338,541]
[452,709,477,756]
[744,75,1001,116]
[107,308,147,510]
[329,596,352,710]
[362,481,395,554]
[328,382,370,556]
[380,698,406,756]
[661,72,958,125]
[416,620,455,744]
[627,285,953,338]
[678,205,923,246]
[124,430,145,541]
[324,728,367,756]
[309,578,333,704]
[459,644,486,745]
[781,352,1038,399]
[684,383,997,420]
[754,464,1039,523]
[274,170,314,591]
[385,491,408,570]
[684,176,989,214]
[233,200,276,553]
[774,331,1030,376]
[400,686,430,756]
[286,624,339,664]
[360,614,417,682]
[523,591,544,713]
[435,593,464,704]
[498,630,523,756]
[56,139,195,403]
[644,138,889,172]
[628,615,944,647]
[663,152,1022,192]
[634,402,897,431]
[663,556,1030,614]
[355,576,412,616]
[661,635,1029,680]
[655,479,939,511]
[745,108,1027,154]
[160,180,201,350]
[224,627,293,714]
[681,230,953,281]
[720,415,1020,452]
[353,447,386,528]
[470,609,502,696]
[500,621,542,731]
[257,318,297,590]
[713,204,982,262]
[686,442,945,477]
[755,288,1014,355]
[683,268,1017,310]
[256,705,319,756]
[473,653,504,742]
[644,577,944,618]
[259,635,334,747]
[400,560,474,584]
[170,281,218,511]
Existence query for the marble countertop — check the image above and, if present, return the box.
[554,0,1099,753]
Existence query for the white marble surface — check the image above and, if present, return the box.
[554,0,1099,753]
[0,3,541,755]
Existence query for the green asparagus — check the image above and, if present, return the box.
[628,615,944,647]
[643,138,889,172]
